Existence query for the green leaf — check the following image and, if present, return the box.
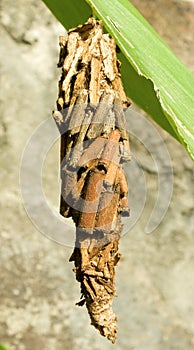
[43,0,91,29]
[0,345,10,350]
[42,0,194,160]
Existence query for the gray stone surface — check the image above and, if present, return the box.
[0,1,194,349]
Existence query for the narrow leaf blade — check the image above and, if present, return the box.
[42,0,194,160]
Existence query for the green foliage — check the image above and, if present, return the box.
[42,0,194,160]
[0,345,10,350]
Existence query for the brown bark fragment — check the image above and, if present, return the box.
[63,32,79,72]
[100,35,116,81]
[54,17,131,343]
[89,49,101,104]
[87,90,115,139]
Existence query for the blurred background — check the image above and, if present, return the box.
[0,0,194,349]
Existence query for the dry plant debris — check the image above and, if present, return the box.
[53,17,131,343]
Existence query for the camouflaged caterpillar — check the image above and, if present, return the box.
[53,17,131,343]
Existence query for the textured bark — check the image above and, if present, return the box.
[53,17,131,343]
